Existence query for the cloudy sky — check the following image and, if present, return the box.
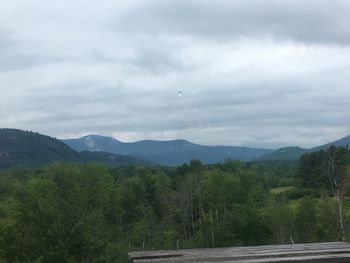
[1,0,350,149]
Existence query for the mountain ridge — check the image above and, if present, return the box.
[255,135,350,162]
[2,129,350,168]
[64,134,350,164]
[311,135,350,151]
[63,135,274,166]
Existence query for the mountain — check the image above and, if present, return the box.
[64,135,123,153]
[311,135,350,151]
[63,135,274,166]
[256,135,350,162]
[0,129,147,170]
[254,147,308,162]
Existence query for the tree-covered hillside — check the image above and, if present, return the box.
[0,128,79,169]
[79,151,150,166]
[255,146,308,162]
[0,129,148,169]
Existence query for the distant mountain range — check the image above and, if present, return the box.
[0,129,147,170]
[63,135,274,166]
[64,134,350,165]
[1,128,350,169]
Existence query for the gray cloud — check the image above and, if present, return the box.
[118,0,350,45]
[0,29,38,70]
[1,0,350,148]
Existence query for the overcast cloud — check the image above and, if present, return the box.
[1,0,350,148]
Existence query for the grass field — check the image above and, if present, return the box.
[270,186,296,194]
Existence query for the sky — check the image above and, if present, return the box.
[1,0,350,149]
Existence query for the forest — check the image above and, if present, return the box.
[0,146,350,262]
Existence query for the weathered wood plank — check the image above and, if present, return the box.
[129,242,350,263]
[129,242,349,258]
[132,250,350,263]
